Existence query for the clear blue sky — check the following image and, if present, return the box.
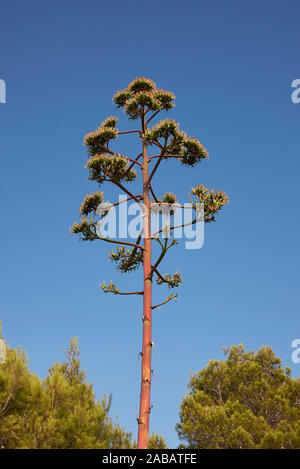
[1,0,299,448]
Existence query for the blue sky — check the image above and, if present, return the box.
[0,0,300,448]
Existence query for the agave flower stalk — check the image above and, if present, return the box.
[71,77,228,448]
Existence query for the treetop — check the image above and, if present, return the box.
[113,77,175,119]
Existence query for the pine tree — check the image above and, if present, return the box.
[71,77,228,448]
[176,345,300,449]
[0,339,132,448]
[148,431,168,449]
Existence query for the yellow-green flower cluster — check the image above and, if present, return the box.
[84,127,118,156]
[144,119,181,142]
[109,246,143,273]
[154,89,175,111]
[86,154,137,184]
[161,192,177,204]
[113,90,132,108]
[156,271,182,289]
[84,117,119,156]
[70,218,97,241]
[144,119,208,166]
[113,77,175,119]
[180,137,208,166]
[191,185,229,223]
[128,77,156,93]
[79,191,104,217]
[101,115,119,128]
[125,91,161,119]
[100,281,120,294]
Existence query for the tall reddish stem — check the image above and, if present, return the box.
[137,115,152,449]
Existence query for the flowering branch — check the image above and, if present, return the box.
[100,281,143,296]
[151,293,178,310]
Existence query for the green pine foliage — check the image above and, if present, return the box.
[148,431,168,449]
[0,339,132,449]
[176,345,300,449]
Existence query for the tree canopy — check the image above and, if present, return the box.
[176,345,300,449]
[0,339,132,449]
